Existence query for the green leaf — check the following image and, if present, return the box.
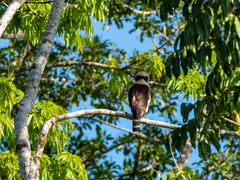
[183,0,192,18]
[181,103,194,123]
[208,129,220,151]
[188,119,197,147]
[166,55,173,79]
[180,55,188,75]
[172,54,180,79]
[196,17,205,40]
[160,0,168,21]
[234,16,240,38]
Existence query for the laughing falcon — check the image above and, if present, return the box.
[128,71,151,132]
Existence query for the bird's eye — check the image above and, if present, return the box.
[135,76,148,82]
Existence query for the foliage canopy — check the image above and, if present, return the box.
[0,0,240,179]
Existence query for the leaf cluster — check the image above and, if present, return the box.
[0,151,87,180]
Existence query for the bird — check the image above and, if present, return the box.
[128,71,151,132]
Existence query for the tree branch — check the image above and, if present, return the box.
[26,3,46,18]
[26,1,53,4]
[0,60,166,87]
[40,77,165,88]
[169,139,187,180]
[12,0,64,179]
[49,61,127,71]
[123,4,158,15]
[0,61,127,73]
[2,31,25,39]
[0,0,27,37]
[139,161,159,173]
[176,138,192,167]
[220,130,240,137]
[220,115,240,126]
[34,108,240,161]
[34,109,164,159]
[92,119,160,143]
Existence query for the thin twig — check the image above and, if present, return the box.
[220,115,240,127]
[220,130,240,137]
[0,61,128,73]
[93,119,159,143]
[151,38,170,57]
[176,138,192,166]
[169,138,187,180]
[26,1,53,4]
[27,3,45,18]
[123,4,158,15]
[2,31,25,39]
[2,1,8,7]
[139,161,157,172]
[40,77,166,88]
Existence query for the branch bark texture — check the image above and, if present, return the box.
[34,108,240,162]
[176,138,192,167]
[0,0,27,37]
[123,4,158,15]
[13,0,64,179]
[0,61,128,73]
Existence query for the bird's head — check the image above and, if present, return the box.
[135,71,149,83]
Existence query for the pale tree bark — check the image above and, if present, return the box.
[173,138,193,171]
[12,0,65,179]
[123,3,158,15]
[2,31,25,39]
[34,108,240,161]
[0,0,27,37]
[176,138,192,166]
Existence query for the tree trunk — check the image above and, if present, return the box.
[13,0,65,179]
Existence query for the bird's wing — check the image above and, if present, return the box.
[128,84,150,117]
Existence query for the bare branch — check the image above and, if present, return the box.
[0,0,27,37]
[139,161,158,172]
[220,130,240,137]
[92,119,160,143]
[2,31,25,39]
[0,61,127,73]
[26,1,53,4]
[40,77,166,89]
[220,115,240,127]
[149,81,166,87]
[34,109,165,158]
[0,61,166,88]
[26,3,46,18]
[176,138,192,166]
[169,139,187,180]
[34,108,240,161]
[140,118,180,129]
[49,61,126,71]
[123,4,158,15]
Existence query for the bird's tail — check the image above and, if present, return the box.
[132,112,141,132]
[132,119,140,132]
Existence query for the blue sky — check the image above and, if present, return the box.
[93,20,153,55]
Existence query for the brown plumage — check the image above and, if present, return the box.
[128,72,151,132]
